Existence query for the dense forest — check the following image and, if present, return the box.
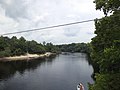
[0,36,91,58]
[57,43,91,54]
[89,0,120,90]
[0,36,60,57]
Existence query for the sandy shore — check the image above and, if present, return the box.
[0,52,56,62]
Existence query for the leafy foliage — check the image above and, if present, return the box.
[89,73,120,90]
[57,43,91,54]
[94,0,120,15]
[0,36,59,57]
[90,0,120,90]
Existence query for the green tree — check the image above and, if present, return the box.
[94,0,120,15]
[89,0,120,90]
[57,43,90,53]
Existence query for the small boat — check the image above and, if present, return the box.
[77,85,80,90]
[77,83,84,90]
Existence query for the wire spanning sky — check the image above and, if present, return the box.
[1,19,95,35]
[0,0,104,44]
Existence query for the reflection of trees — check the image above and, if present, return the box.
[85,54,93,66]
[86,54,99,81]
[0,56,56,81]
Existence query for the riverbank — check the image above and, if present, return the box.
[0,52,56,62]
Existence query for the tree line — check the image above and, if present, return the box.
[0,36,59,57]
[57,43,91,54]
[0,36,91,58]
[89,0,120,90]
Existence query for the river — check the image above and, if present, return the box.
[0,53,94,90]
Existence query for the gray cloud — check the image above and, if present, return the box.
[64,26,80,37]
[0,0,104,44]
[0,0,27,20]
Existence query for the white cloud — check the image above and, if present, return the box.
[0,0,104,44]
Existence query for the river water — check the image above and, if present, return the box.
[0,53,94,90]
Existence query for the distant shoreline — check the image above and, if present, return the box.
[0,52,56,62]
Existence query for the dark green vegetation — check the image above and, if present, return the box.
[0,57,55,80]
[57,43,91,54]
[0,36,59,57]
[89,0,120,90]
[94,0,120,15]
[0,36,91,58]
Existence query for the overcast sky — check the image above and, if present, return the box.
[0,0,104,44]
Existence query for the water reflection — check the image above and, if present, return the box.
[0,53,93,90]
[0,57,56,81]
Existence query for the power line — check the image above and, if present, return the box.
[1,19,95,36]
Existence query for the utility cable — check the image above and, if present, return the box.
[1,19,95,36]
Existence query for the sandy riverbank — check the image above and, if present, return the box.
[0,52,56,62]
